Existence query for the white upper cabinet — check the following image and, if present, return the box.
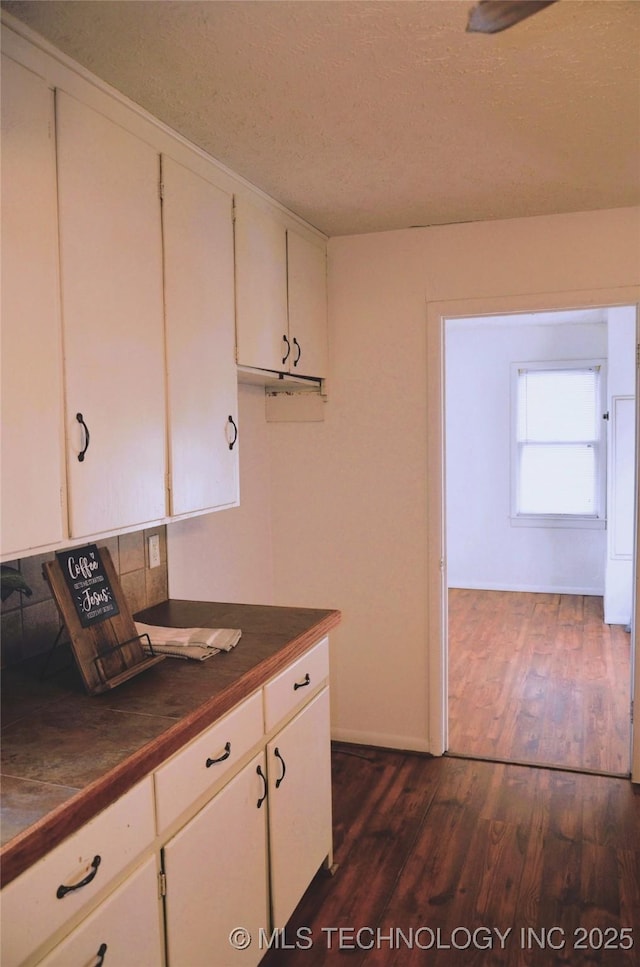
[56,92,167,538]
[0,56,66,557]
[235,197,289,373]
[1,23,331,556]
[162,156,239,517]
[235,197,328,379]
[286,229,328,379]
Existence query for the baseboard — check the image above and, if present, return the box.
[603,611,632,627]
[331,727,431,755]
[448,582,604,596]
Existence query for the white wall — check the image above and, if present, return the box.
[445,316,608,594]
[167,384,275,604]
[268,231,431,750]
[170,207,640,754]
[271,207,640,753]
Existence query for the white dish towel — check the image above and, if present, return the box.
[135,622,241,661]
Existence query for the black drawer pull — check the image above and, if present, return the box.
[76,412,90,462]
[294,673,310,691]
[256,764,268,808]
[274,747,286,788]
[206,741,231,767]
[56,855,101,898]
[293,337,301,367]
[95,942,108,966]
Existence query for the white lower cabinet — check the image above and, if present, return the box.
[37,858,164,967]
[0,777,156,967]
[267,688,332,927]
[1,642,333,967]
[162,752,269,967]
[161,684,332,966]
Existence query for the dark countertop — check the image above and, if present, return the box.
[0,599,340,887]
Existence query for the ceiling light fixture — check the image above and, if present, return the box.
[467,0,558,34]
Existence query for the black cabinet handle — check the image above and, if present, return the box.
[95,943,108,966]
[293,337,301,367]
[294,673,310,691]
[76,412,90,462]
[256,764,268,808]
[206,741,231,768]
[282,334,291,365]
[228,415,238,451]
[56,855,101,899]
[274,747,286,788]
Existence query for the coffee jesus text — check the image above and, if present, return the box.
[80,586,112,613]
[66,554,99,581]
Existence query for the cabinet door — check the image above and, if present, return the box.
[1,56,65,556]
[163,753,269,967]
[37,857,164,967]
[162,156,239,516]
[286,230,328,379]
[234,198,288,372]
[56,92,167,537]
[267,688,332,927]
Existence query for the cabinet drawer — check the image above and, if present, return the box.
[154,690,263,833]
[264,637,329,732]
[37,857,163,967]
[0,777,155,967]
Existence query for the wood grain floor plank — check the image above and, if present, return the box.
[448,590,631,774]
[260,747,639,967]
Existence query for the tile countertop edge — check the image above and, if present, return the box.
[0,606,341,888]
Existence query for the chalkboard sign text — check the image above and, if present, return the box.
[55,544,120,627]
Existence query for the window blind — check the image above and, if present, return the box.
[516,366,601,517]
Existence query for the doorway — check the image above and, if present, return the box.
[436,302,637,777]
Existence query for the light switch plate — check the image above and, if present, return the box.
[148,534,161,569]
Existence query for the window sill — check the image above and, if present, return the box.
[510,515,606,530]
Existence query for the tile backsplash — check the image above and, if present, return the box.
[1,526,168,668]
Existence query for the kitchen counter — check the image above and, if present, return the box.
[0,599,340,888]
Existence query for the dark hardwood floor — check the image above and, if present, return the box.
[447,590,632,776]
[261,745,640,967]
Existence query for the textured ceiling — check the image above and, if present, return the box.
[3,0,639,236]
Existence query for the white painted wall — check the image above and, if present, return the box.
[445,316,608,594]
[167,384,275,604]
[271,207,640,753]
[169,207,640,756]
[268,230,431,750]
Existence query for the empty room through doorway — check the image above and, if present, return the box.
[444,305,636,776]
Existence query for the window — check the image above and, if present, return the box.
[512,361,605,524]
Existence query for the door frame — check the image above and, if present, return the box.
[425,286,640,781]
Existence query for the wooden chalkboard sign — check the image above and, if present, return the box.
[43,547,165,695]
[55,544,120,628]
